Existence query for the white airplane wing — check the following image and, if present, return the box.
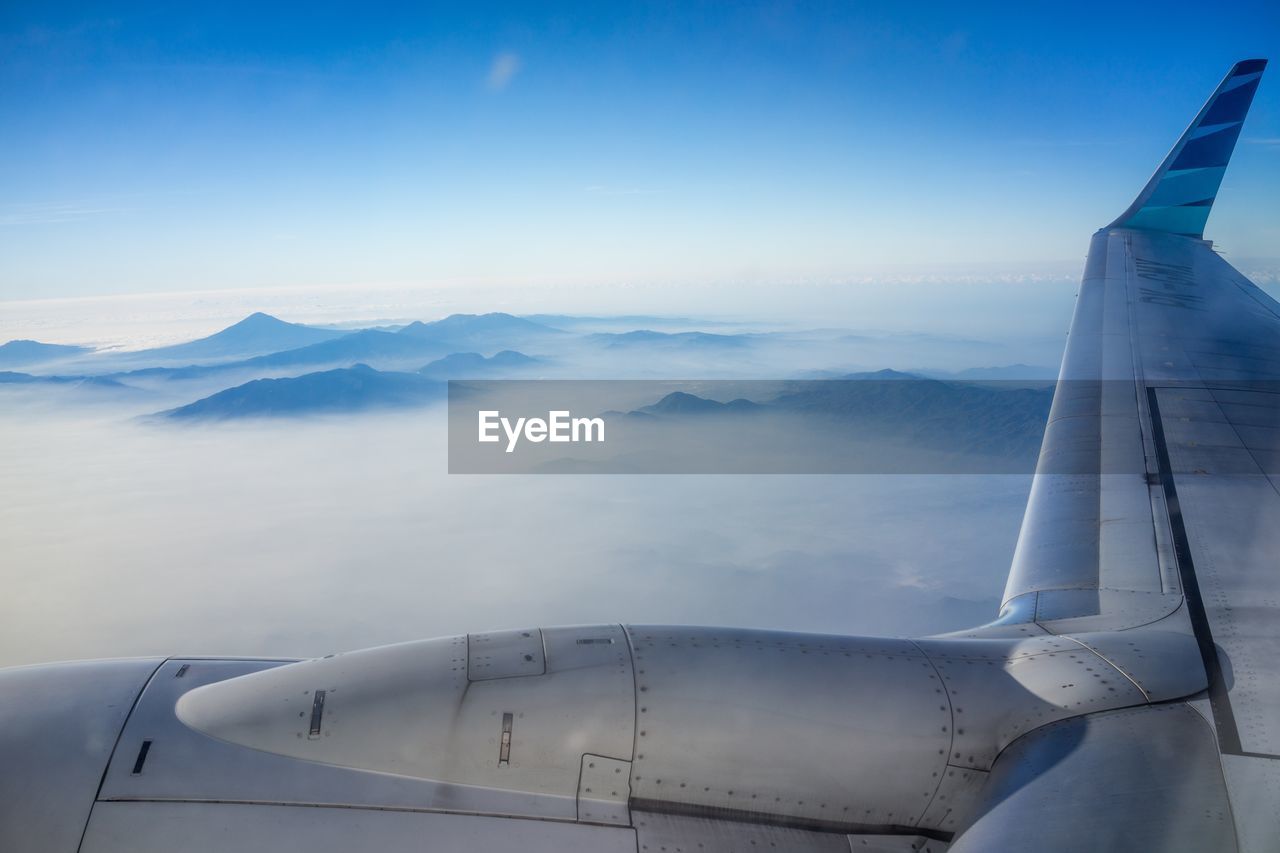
[952,58,1279,852]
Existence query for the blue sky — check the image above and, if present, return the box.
[1,1,1277,300]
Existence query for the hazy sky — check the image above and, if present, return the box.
[2,2,1277,300]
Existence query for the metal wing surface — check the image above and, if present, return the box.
[961,58,1280,852]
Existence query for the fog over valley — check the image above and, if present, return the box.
[0,284,1093,665]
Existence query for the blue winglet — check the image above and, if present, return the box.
[1109,59,1267,239]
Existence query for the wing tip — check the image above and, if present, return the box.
[1108,60,1267,239]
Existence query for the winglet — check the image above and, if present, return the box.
[1109,59,1267,239]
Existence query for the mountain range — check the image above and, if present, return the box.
[135,312,347,361]
[159,364,444,420]
[0,371,125,388]
[158,350,540,420]
[399,312,562,350]
[418,350,539,379]
[919,364,1058,382]
[629,372,1054,461]
[5,311,1055,441]
[638,391,763,416]
[105,315,554,385]
[587,330,753,349]
[0,340,93,368]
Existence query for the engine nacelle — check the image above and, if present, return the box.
[1,624,1202,850]
[176,625,959,829]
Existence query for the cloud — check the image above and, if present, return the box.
[0,315,1042,662]
[486,52,522,92]
[0,400,1022,663]
[1244,137,1280,147]
[0,201,126,226]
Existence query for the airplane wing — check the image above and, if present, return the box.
[951,58,1280,852]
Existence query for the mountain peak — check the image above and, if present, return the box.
[228,312,289,330]
[203,312,318,343]
[137,313,347,361]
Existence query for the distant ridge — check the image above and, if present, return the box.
[139,312,347,361]
[838,369,921,381]
[523,314,716,329]
[156,350,540,420]
[159,364,443,420]
[920,364,1057,381]
[640,391,762,415]
[244,329,443,369]
[418,350,539,379]
[0,371,124,388]
[399,313,563,349]
[587,330,751,349]
[631,376,1053,459]
[0,339,92,368]
[111,328,447,382]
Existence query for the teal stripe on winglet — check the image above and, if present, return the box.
[1124,205,1212,237]
[1146,167,1227,207]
